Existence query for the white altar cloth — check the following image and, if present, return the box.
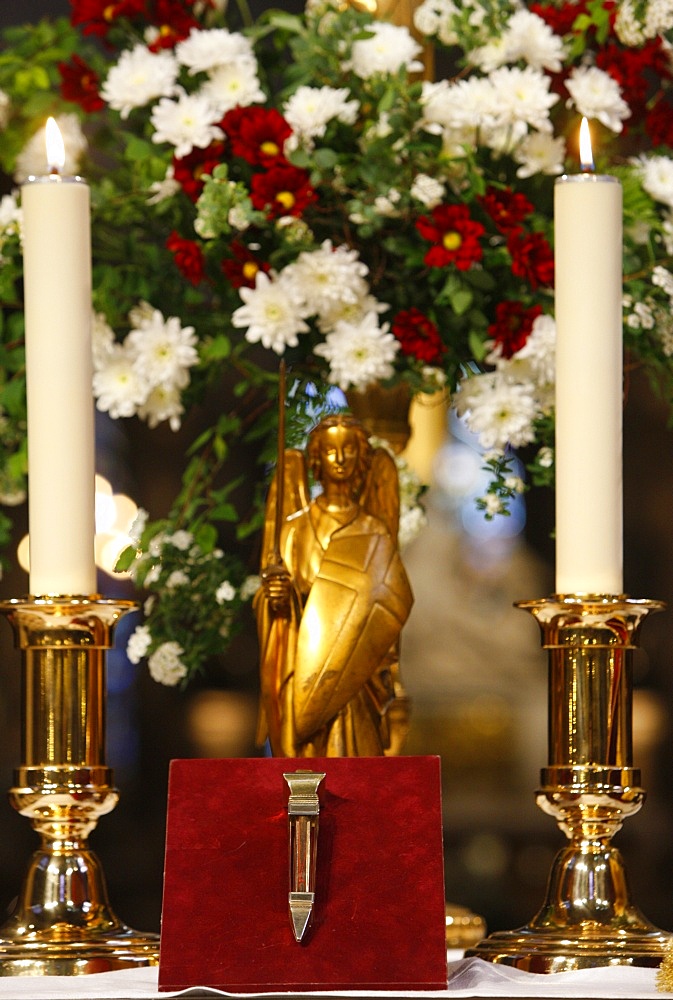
[0,955,666,1000]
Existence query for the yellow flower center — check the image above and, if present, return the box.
[242,261,259,280]
[260,141,280,156]
[276,191,296,210]
[103,4,117,20]
[443,231,462,251]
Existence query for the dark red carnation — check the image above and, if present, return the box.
[222,242,270,289]
[58,55,104,112]
[416,203,485,270]
[250,164,316,218]
[71,0,199,44]
[479,187,534,234]
[146,0,201,49]
[221,106,292,167]
[166,230,206,285]
[392,308,445,364]
[173,142,225,202]
[70,0,145,36]
[507,230,554,289]
[488,301,543,359]
[529,0,590,36]
[647,95,673,147]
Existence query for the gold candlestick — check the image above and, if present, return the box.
[0,596,159,975]
[467,595,672,971]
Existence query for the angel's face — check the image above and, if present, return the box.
[317,424,360,487]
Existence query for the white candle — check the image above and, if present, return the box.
[21,118,96,596]
[554,119,623,596]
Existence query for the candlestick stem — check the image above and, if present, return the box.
[0,597,158,975]
[467,595,672,971]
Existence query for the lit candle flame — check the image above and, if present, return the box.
[579,117,594,173]
[45,117,65,175]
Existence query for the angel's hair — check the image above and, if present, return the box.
[307,414,372,498]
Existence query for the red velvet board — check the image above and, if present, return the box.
[158,755,448,993]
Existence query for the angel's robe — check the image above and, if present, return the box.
[255,495,413,757]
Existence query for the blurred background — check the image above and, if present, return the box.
[1,0,673,945]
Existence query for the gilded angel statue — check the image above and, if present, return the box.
[255,412,414,758]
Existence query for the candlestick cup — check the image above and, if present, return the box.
[0,597,158,975]
[467,595,672,971]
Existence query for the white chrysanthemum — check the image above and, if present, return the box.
[314,312,399,390]
[15,113,87,182]
[513,131,566,178]
[317,291,387,333]
[232,271,310,354]
[126,311,198,388]
[150,89,223,158]
[421,77,498,135]
[501,9,565,71]
[215,581,236,603]
[93,344,148,419]
[91,311,116,369]
[636,154,673,208]
[137,384,185,431]
[281,240,369,318]
[176,27,255,73]
[127,624,152,664]
[0,193,21,236]
[414,0,461,44]
[101,45,178,119]
[148,641,188,686]
[488,66,558,133]
[565,66,631,133]
[410,173,446,207]
[201,61,266,116]
[283,85,359,142]
[453,371,539,450]
[349,22,424,78]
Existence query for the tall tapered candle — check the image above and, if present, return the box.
[21,117,96,595]
[554,118,623,595]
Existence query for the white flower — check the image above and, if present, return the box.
[481,493,504,516]
[565,66,631,133]
[504,475,525,493]
[410,173,446,208]
[349,22,424,79]
[281,240,369,319]
[501,9,565,71]
[15,113,87,182]
[168,530,193,550]
[127,311,198,389]
[0,89,9,130]
[91,311,116,369]
[147,165,181,204]
[176,27,255,73]
[101,45,178,119]
[148,641,188,686]
[453,371,539,450]
[215,581,236,603]
[537,446,554,468]
[127,624,152,664]
[0,193,21,236]
[488,65,559,134]
[93,344,148,419]
[232,271,310,354]
[314,311,399,390]
[240,575,261,600]
[636,154,673,208]
[151,89,223,158]
[128,508,149,544]
[201,61,266,116]
[166,569,189,589]
[138,385,185,430]
[513,131,566,178]
[283,85,359,142]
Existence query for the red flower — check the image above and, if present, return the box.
[647,95,673,147]
[221,106,292,167]
[58,55,104,112]
[392,309,445,364]
[416,204,485,270]
[70,0,145,36]
[146,0,201,49]
[166,231,206,285]
[479,187,533,234]
[507,231,554,289]
[173,142,225,202]
[530,0,590,36]
[250,165,316,218]
[488,301,542,359]
[222,242,270,289]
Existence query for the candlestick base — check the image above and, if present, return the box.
[0,597,159,975]
[467,595,673,971]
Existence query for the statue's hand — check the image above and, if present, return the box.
[261,562,293,617]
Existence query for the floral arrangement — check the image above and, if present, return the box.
[0,0,672,684]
